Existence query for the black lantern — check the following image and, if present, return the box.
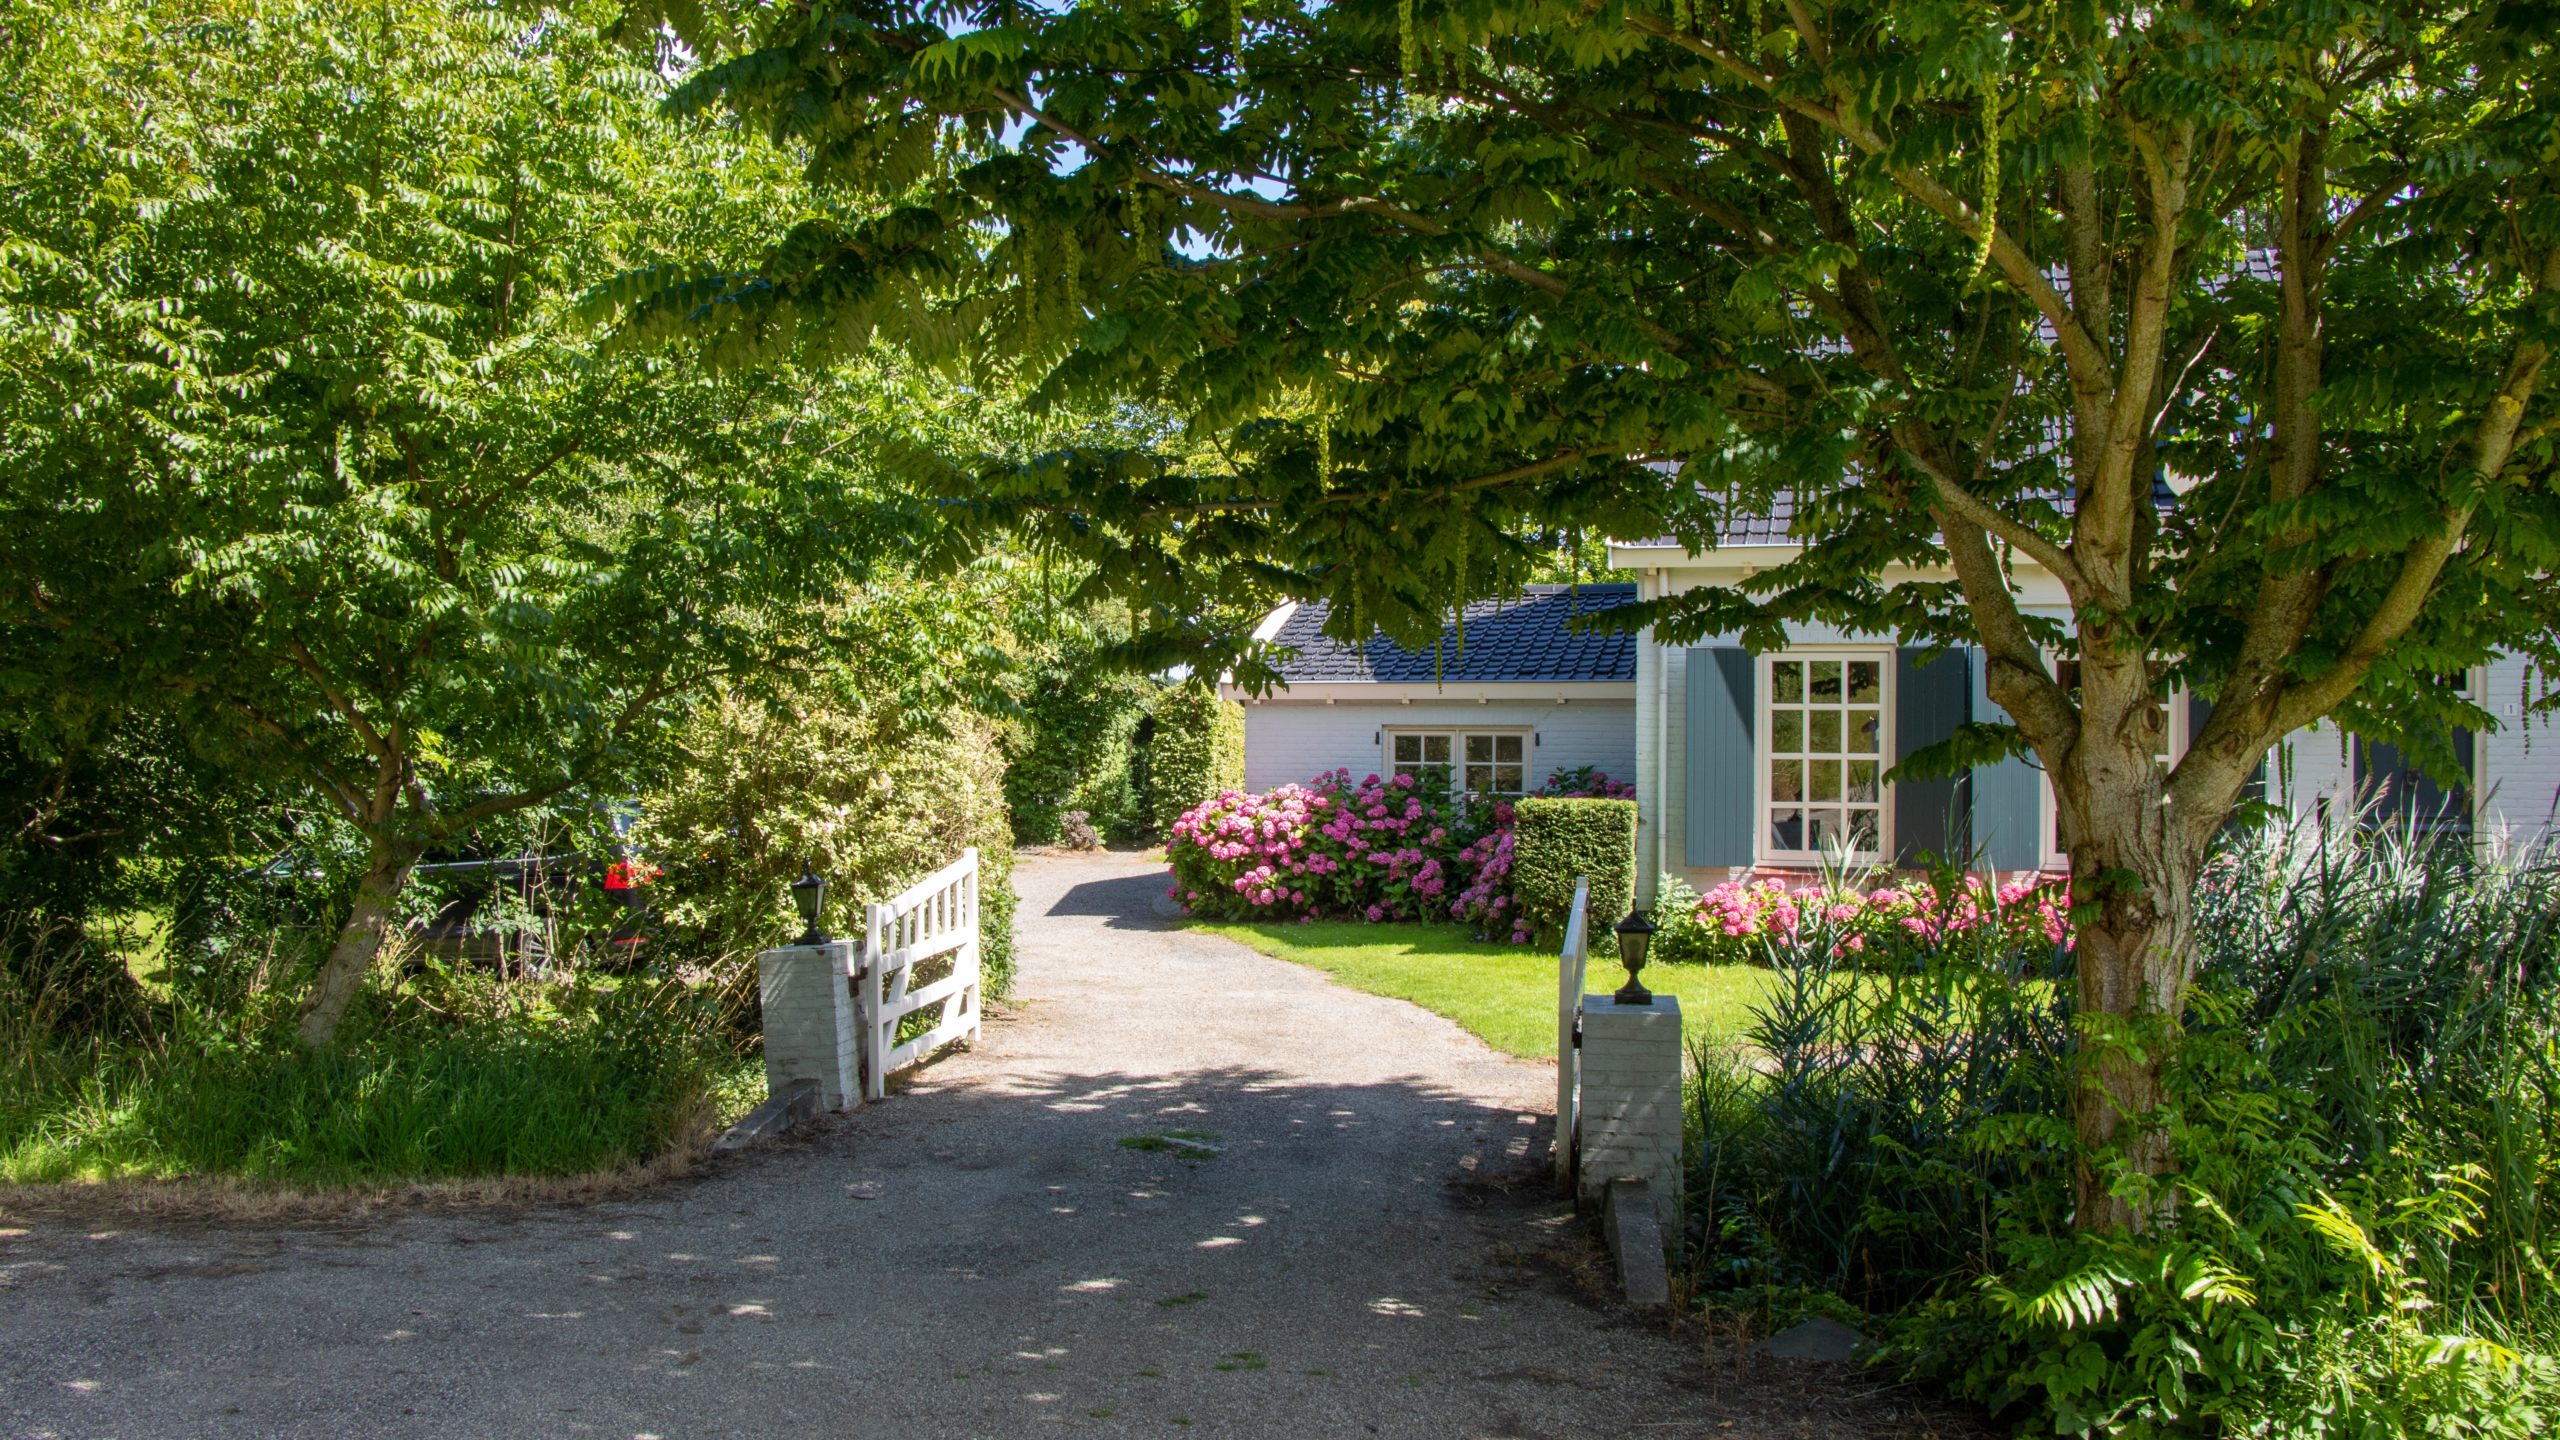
[1613,907,1658,1005]
[790,867,829,946]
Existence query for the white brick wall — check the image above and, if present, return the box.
[1577,995,1684,1231]
[1239,698,1637,793]
[758,940,857,1111]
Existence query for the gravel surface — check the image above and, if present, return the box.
[1,851,1983,1439]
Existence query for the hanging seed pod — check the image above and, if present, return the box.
[1968,76,2001,284]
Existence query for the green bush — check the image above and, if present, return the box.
[1003,640,1153,846]
[1509,797,1637,954]
[1142,685,1245,835]
[634,683,1019,998]
[1682,818,2560,1437]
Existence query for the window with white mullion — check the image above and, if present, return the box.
[1462,732,1526,795]
[1762,654,1888,861]
[1388,729,1527,795]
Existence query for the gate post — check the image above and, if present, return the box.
[757,939,859,1111]
[1576,992,1683,1243]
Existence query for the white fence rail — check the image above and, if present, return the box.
[1554,877,1591,1188]
[859,847,982,1101]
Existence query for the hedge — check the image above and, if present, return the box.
[1510,797,1638,955]
[1143,685,1246,835]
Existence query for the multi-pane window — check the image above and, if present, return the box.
[1389,731,1527,795]
[1763,655,1886,859]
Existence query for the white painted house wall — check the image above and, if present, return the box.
[1239,697,1638,792]
[2481,652,2560,843]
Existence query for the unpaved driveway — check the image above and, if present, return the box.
[1,852,1969,1439]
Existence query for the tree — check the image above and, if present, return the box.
[0,0,921,1045]
[638,0,2560,1226]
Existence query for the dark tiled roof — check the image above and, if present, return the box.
[1269,585,1638,685]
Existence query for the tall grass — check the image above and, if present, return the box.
[2,915,754,1187]
[1683,815,2560,1435]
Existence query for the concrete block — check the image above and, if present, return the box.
[1757,1316,1873,1363]
[1604,1178,1671,1309]
[712,1080,818,1152]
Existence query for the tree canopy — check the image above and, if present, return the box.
[0,0,943,1041]
[636,0,2560,1223]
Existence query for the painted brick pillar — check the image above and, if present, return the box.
[757,940,859,1111]
[1577,994,1684,1238]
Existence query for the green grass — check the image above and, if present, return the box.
[2,981,749,1186]
[1192,919,1795,1059]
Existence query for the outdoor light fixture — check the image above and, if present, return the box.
[1613,907,1658,1006]
[790,867,829,946]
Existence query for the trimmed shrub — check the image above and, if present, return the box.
[1510,797,1637,954]
[1003,643,1152,847]
[635,687,1020,998]
[1142,686,1245,835]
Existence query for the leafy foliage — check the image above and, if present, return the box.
[629,587,1021,996]
[1508,797,1637,954]
[0,0,934,1040]
[1139,686,1245,837]
[1687,819,2560,1435]
[1001,631,1155,847]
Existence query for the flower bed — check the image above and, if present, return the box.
[1167,767,1635,939]
[1661,872,2072,967]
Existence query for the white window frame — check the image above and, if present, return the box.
[2038,677,2189,871]
[1754,647,1894,867]
[1382,726,1535,796]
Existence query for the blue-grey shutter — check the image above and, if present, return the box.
[1973,647,2045,869]
[1894,647,1972,866]
[1685,647,1755,868]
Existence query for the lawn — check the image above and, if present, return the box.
[1192,919,1790,1060]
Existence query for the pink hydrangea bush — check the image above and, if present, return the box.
[1167,766,1639,938]
[1166,770,1469,922]
[1667,873,2073,967]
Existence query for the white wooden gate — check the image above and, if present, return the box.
[1553,877,1591,1188]
[858,848,982,1102]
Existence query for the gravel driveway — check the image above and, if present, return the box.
[1,851,1974,1439]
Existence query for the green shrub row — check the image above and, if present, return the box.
[1141,685,1245,835]
[1510,797,1638,955]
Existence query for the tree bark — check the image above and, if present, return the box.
[295,831,420,1049]
[2063,822,2193,1232]
[2053,681,2226,1232]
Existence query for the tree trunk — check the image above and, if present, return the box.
[2067,851,2194,1232]
[296,832,420,1049]
[2059,716,2209,1233]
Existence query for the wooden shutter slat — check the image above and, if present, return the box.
[1684,647,1755,868]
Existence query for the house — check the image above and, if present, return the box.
[1609,506,2560,899]
[1223,585,1640,796]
